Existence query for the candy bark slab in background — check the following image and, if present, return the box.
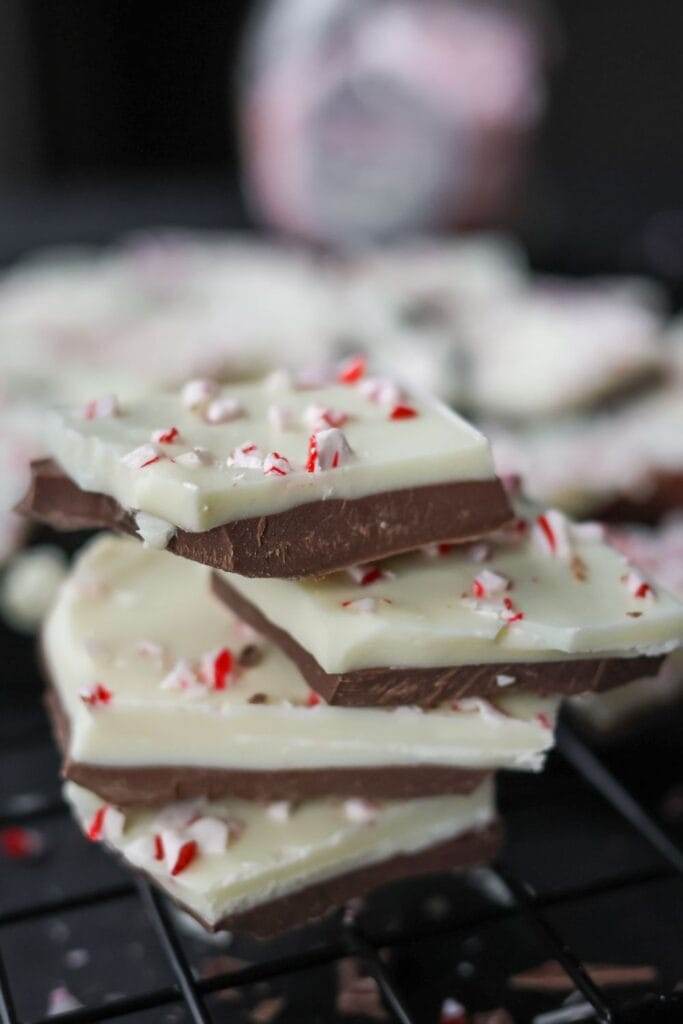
[23,372,512,577]
[65,779,500,936]
[44,536,556,804]
[212,513,683,706]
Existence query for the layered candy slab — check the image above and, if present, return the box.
[65,779,499,936]
[213,511,683,706]
[44,536,557,804]
[23,370,512,577]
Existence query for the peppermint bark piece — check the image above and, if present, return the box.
[65,779,500,937]
[212,511,683,707]
[21,370,512,578]
[44,536,557,804]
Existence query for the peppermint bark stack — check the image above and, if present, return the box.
[27,364,683,936]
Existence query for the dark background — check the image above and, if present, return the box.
[1,0,683,280]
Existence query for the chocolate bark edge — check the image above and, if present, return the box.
[44,688,491,804]
[211,574,664,707]
[17,459,513,579]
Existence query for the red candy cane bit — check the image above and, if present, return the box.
[263,452,292,477]
[153,834,164,861]
[153,426,179,445]
[338,355,366,384]
[170,839,198,877]
[212,648,233,690]
[502,597,524,624]
[79,683,113,708]
[389,404,418,420]
[635,582,651,598]
[87,806,108,841]
[536,513,556,554]
[306,690,322,708]
[305,434,318,473]
[536,712,553,730]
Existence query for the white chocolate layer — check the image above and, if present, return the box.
[44,536,556,773]
[47,376,497,531]
[223,515,683,673]
[65,779,495,927]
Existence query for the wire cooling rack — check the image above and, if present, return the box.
[1,643,682,1023]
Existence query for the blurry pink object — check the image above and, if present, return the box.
[241,0,548,245]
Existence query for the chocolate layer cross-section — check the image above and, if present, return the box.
[212,509,683,707]
[65,779,500,937]
[21,369,512,577]
[44,536,558,804]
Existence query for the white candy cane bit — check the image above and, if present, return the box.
[155,799,204,831]
[266,801,292,823]
[303,404,349,430]
[467,542,492,563]
[81,394,119,420]
[496,674,516,687]
[341,597,379,613]
[533,509,573,559]
[205,397,245,424]
[120,443,163,470]
[471,569,509,599]
[227,441,262,470]
[452,697,507,724]
[186,816,229,855]
[307,427,353,472]
[125,834,159,869]
[264,368,293,392]
[357,376,405,406]
[102,806,125,841]
[624,570,655,600]
[263,451,292,477]
[344,799,379,824]
[571,520,605,543]
[159,659,202,693]
[267,404,294,431]
[175,446,214,468]
[182,378,219,409]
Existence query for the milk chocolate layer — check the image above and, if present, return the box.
[18,459,512,579]
[45,689,490,804]
[168,822,502,938]
[212,574,664,707]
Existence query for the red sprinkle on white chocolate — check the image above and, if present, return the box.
[82,394,119,420]
[205,397,244,424]
[357,377,405,406]
[87,804,125,842]
[263,451,292,477]
[389,403,418,420]
[533,510,572,560]
[79,683,112,708]
[624,570,654,600]
[267,404,293,431]
[152,426,180,445]
[267,801,292,823]
[338,355,366,384]
[344,799,379,825]
[471,569,509,599]
[440,997,467,1024]
[121,443,163,470]
[228,441,262,470]
[306,427,353,472]
[303,404,349,431]
[182,378,219,409]
[346,563,393,586]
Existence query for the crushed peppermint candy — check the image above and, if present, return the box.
[338,355,366,384]
[186,816,230,855]
[121,443,164,470]
[263,451,292,477]
[422,542,454,559]
[160,659,204,697]
[267,404,293,431]
[175,446,214,468]
[346,563,393,586]
[303,404,349,430]
[471,569,509,599]
[624,570,655,600]
[533,510,572,560]
[452,697,509,724]
[182,378,219,409]
[496,674,516,687]
[152,426,180,445]
[502,596,524,624]
[357,376,404,406]
[201,647,234,690]
[79,683,112,708]
[160,831,199,876]
[341,597,381,613]
[306,690,322,708]
[205,396,244,424]
[344,799,379,824]
[81,394,119,420]
[467,542,492,563]
[228,441,262,470]
[440,997,467,1023]
[306,427,353,472]
[389,403,418,420]
[87,804,125,842]
[267,801,292,823]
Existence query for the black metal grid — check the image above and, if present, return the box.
[1,706,682,1024]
